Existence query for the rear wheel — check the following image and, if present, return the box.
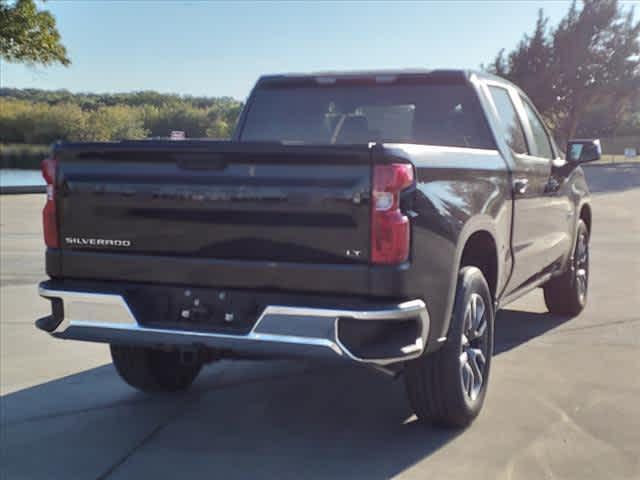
[405,266,494,428]
[543,220,589,316]
[110,345,203,393]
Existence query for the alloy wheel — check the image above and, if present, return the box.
[575,231,589,304]
[459,293,489,402]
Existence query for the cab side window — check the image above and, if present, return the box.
[488,86,528,155]
[520,97,554,159]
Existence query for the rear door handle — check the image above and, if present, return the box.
[513,178,529,195]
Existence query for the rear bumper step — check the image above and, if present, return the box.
[38,285,430,366]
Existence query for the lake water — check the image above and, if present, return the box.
[0,170,45,187]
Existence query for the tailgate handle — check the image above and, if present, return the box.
[176,154,227,170]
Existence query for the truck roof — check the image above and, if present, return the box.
[257,69,510,86]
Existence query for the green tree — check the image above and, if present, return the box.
[22,102,86,143]
[490,11,556,118]
[0,0,70,66]
[487,0,640,142]
[82,106,148,141]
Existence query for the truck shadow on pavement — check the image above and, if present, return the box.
[494,309,572,354]
[2,309,573,480]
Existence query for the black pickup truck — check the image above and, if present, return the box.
[36,70,599,428]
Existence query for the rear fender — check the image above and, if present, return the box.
[380,144,511,348]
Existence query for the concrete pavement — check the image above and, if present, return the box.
[1,166,639,479]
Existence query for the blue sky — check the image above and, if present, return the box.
[2,1,581,101]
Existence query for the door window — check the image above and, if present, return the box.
[521,96,554,159]
[488,86,528,155]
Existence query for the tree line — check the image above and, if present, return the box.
[0,89,244,144]
[487,0,639,143]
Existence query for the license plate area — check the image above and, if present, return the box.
[125,286,261,335]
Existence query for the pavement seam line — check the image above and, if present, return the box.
[544,317,640,335]
[94,364,323,479]
[95,399,192,480]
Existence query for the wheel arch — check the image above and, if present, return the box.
[435,222,502,345]
[459,230,498,301]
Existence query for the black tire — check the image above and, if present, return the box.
[405,266,494,428]
[110,345,202,393]
[543,220,589,316]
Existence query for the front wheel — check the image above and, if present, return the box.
[404,266,494,428]
[543,219,589,316]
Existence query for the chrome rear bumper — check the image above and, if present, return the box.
[38,286,430,366]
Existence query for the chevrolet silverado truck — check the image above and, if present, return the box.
[36,70,600,428]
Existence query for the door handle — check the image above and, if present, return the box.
[513,178,529,195]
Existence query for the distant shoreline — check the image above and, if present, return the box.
[0,169,45,193]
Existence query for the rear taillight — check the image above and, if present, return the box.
[41,157,59,248]
[371,163,414,264]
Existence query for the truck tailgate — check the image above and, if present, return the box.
[55,141,372,265]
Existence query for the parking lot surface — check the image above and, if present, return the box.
[1,165,639,479]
